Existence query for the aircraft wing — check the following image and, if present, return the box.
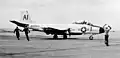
[10,20,29,27]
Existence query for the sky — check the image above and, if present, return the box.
[0,0,120,30]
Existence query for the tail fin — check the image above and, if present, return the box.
[20,10,33,23]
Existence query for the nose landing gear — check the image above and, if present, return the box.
[89,35,93,40]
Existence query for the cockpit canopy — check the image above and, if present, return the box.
[73,20,92,25]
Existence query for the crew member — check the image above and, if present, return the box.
[23,27,30,41]
[104,24,112,46]
[14,27,22,40]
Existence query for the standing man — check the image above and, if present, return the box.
[23,27,30,41]
[14,27,22,40]
[103,24,112,46]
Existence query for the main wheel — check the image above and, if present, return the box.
[89,35,93,40]
[63,34,67,39]
[53,34,58,39]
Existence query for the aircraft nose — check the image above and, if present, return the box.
[99,27,105,33]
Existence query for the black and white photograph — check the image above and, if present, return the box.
[0,0,119,58]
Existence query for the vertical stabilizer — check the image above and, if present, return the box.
[20,10,33,23]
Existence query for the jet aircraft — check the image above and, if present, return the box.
[10,10,111,40]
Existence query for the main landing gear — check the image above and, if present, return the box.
[53,34,67,39]
[63,34,67,39]
[53,34,58,39]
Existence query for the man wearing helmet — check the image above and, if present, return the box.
[103,24,112,46]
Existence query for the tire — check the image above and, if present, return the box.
[63,34,67,39]
[89,36,93,40]
[53,34,58,39]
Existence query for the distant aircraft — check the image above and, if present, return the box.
[9,10,111,40]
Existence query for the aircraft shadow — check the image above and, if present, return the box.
[30,37,103,40]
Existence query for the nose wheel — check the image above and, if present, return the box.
[89,35,93,40]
